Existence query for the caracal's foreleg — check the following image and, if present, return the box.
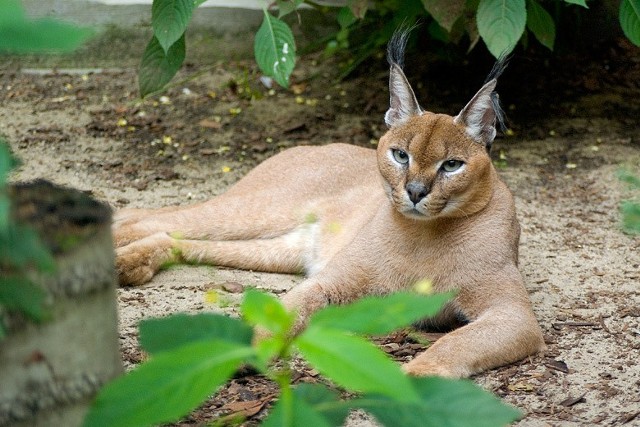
[402,302,545,377]
[403,268,545,378]
[272,265,545,379]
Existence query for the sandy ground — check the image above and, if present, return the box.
[2,36,639,425]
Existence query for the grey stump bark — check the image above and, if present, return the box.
[0,181,122,427]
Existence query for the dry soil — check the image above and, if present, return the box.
[2,34,639,426]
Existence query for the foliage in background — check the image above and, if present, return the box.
[618,171,640,234]
[0,0,93,54]
[140,0,640,96]
[84,289,521,426]
[0,1,93,338]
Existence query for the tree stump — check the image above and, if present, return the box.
[0,180,122,427]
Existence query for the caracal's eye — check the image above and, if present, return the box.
[441,159,464,172]
[391,149,409,165]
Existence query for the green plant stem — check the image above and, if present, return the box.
[273,367,294,426]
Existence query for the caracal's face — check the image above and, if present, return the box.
[377,112,494,221]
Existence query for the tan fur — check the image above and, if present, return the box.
[113,63,545,378]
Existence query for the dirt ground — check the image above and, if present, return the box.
[2,30,639,426]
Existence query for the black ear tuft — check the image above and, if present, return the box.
[454,56,510,149]
[484,55,509,133]
[385,25,423,128]
[387,26,414,69]
[485,54,509,83]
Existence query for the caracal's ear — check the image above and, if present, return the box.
[385,28,423,128]
[454,57,508,151]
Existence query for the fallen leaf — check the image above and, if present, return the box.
[221,281,244,293]
[620,411,640,424]
[206,281,245,293]
[198,118,222,129]
[218,396,274,422]
[560,394,586,407]
[545,359,569,373]
[291,83,306,94]
[507,382,534,392]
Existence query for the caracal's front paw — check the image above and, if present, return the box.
[115,233,175,286]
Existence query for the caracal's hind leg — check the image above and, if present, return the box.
[113,192,305,248]
[116,231,307,286]
[113,145,375,248]
[113,144,375,285]
[113,205,183,228]
[113,201,213,248]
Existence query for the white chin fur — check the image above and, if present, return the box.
[400,205,431,220]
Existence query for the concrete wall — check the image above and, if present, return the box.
[22,0,264,34]
[22,1,347,33]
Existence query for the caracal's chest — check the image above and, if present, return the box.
[294,192,461,288]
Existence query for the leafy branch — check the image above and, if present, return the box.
[140,0,640,96]
[84,290,521,426]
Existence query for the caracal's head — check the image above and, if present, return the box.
[377,30,506,221]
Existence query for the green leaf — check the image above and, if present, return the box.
[263,384,352,427]
[0,276,48,322]
[293,384,352,426]
[0,0,24,25]
[254,10,296,88]
[0,1,92,54]
[563,0,588,7]
[138,34,186,98]
[621,201,640,234]
[526,0,555,50]
[0,223,55,272]
[422,0,466,32]
[0,142,17,231]
[337,7,357,29]
[618,170,640,189]
[0,197,8,232]
[151,0,197,53]
[356,377,522,427]
[477,0,527,58]
[0,141,18,187]
[83,340,253,427]
[241,289,293,335]
[262,392,332,427]
[308,292,453,336]
[295,326,419,402]
[620,0,640,46]
[277,0,304,18]
[0,20,93,54]
[139,313,253,355]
